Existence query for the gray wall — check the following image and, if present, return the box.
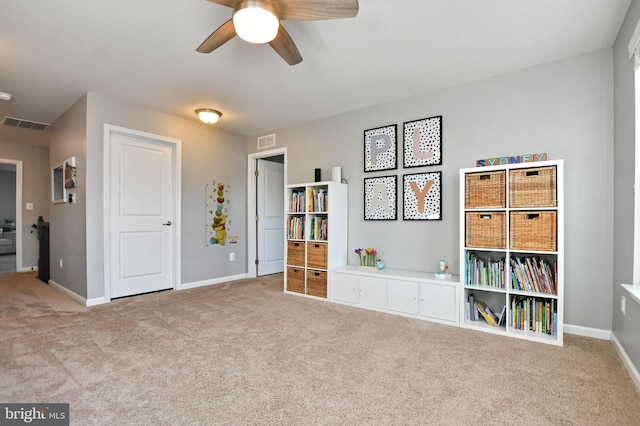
[250,49,615,331]
[613,0,640,372]
[49,95,88,297]
[0,138,50,268]
[81,92,247,299]
[0,169,16,223]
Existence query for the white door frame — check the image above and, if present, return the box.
[103,124,181,302]
[247,147,287,278]
[0,158,23,271]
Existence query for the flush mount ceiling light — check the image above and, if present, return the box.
[0,92,13,101]
[233,0,279,44]
[195,108,222,124]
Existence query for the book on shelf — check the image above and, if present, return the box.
[288,190,305,213]
[467,293,478,321]
[287,216,304,240]
[307,188,328,213]
[475,301,498,326]
[511,295,557,336]
[465,252,506,288]
[510,256,556,295]
[497,304,507,327]
[308,216,328,240]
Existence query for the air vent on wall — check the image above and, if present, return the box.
[257,133,276,149]
[1,116,49,131]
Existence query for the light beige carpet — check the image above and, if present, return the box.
[1,272,639,425]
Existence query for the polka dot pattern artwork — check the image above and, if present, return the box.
[364,124,397,172]
[403,172,442,220]
[403,116,442,168]
[364,175,397,220]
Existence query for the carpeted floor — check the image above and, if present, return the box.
[1,272,639,425]
[0,253,16,274]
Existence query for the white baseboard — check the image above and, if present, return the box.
[611,332,640,392]
[564,323,612,340]
[48,279,88,306]
[86,297,107,306]
[179,273,248,290]
[18,266,38,272]
[50,274,248,306]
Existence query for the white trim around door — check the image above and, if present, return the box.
[247,147,287,278]
[102,124,182,302]
[0,158,23,271]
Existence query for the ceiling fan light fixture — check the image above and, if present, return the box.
[195,108,222,124]
[233,1,279,44]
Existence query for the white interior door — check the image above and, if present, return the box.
[108,132,175,298]
[257,158,284,276]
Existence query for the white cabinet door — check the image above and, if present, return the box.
[387,279,418,315]
[358,276,386,309]
[420,282,456,322]
[332,272,357,304]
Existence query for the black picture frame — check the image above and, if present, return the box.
[364,124,397,172]
[402,171,442,220]
[364,175,397,220]
[403,115,442,168]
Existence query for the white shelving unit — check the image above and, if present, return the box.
[284,181,348,299]
[459,160,564,346]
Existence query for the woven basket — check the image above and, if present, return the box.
[465,212,506,249]
[306,270,327,298]
[465,171,506,209]
[307,242,328,269]
[287,241,305,266]
[509,166,557,208]
[286,267,305,293]
[510,211,557,251]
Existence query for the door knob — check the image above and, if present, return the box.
[162,221,172,226]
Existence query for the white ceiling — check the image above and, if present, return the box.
[0,0,632,137]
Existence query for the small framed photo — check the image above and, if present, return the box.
[403,115,442,168]
[364,124,397,172]
[403,171,441,220]
[364,175,397,220]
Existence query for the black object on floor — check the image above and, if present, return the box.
[37,219,50,283]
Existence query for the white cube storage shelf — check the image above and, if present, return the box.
[331,266,459,326]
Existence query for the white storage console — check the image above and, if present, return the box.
[331,265,459,326]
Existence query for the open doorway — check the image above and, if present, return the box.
[247,148,286,278]
[0,160,22,274]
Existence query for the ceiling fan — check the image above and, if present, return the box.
[196,0,359,65]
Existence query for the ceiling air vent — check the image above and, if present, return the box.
[257,133,276,149]
[1,116,49,131]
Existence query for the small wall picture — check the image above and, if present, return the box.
[403,171,442,220]
[403,115,442,168]
[364,175,397,220]
[364,124,397,172]
[64,157,76,189]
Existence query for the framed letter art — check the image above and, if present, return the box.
[364,175,397,220]
[403,115,442,168]
[364,124,397,172]
[403,171,442,220]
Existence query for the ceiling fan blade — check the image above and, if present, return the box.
[206,0,238,8]
[196,19,236,53]
[275,0,359,21]
[269,24,302,65]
